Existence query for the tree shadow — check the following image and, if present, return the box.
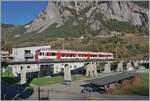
[1,76,20,84]
[140,63,149,69]
[40,97,49,100]
[1,76,34,100]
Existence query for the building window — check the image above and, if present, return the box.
[24,50,31,54]
[74,66,77,69]
[27,66,30,68]
[40,65,44,67]
[21,66,23,70]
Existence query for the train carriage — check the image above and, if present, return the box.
[35,49,114,60]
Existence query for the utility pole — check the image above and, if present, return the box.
[38,60,40,78]
[38,87,40,100]
[115,33,118,59]
[62,38,64,50]
[115,46,118,59]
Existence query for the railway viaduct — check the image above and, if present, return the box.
[1,58,149,85]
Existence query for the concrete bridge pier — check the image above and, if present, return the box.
[86,62,97,77]
[116,61,123,72]
[139,60,144,64]
[143,60,148,63]
[86,63,90,77]
[126,61,133,71]
[133,60,139,68]
[86,62,93,77]
[20,66,27,85]
[64,64,72,81]
[2,66,6,73]
[93,62,98,76]
[103,62,111,73]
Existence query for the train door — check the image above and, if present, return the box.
[56,52,61,60]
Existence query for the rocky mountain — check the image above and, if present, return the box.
[1,1,149,59]
[25,1,149,33]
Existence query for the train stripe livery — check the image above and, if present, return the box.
[35,49,114,60]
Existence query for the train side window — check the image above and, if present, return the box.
[69,54,71,57]
[66,54,68,57]
[67,54,69,57]
[62,53,65,57]
[51,53,55,56]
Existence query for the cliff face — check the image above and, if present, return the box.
[25,1,149,33]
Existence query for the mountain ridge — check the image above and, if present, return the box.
[25,1,149,34]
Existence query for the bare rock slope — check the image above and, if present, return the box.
[25,1,149,33]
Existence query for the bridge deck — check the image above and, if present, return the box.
[1,58,140,65]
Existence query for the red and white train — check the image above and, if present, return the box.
[35,49,114,60]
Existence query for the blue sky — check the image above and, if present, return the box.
[1,1,48,25]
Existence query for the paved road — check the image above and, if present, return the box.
[27,87,149,100]
[1,81,26,100]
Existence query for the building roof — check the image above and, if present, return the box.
[12,45,51,49]
[86,71,135,86]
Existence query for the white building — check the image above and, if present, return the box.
[11,45,51,77]
[12,45,51,61]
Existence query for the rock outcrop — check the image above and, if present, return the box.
[25,1,149,33]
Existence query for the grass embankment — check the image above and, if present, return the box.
[1,67,89,86]
[31,76,64,86]
[1,67,20,84]
[31,74,89,86]
[113,73,149,96]
[1,67,14,77]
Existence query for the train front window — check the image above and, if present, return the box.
[39,52,42,56]
[46,52,51,56]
